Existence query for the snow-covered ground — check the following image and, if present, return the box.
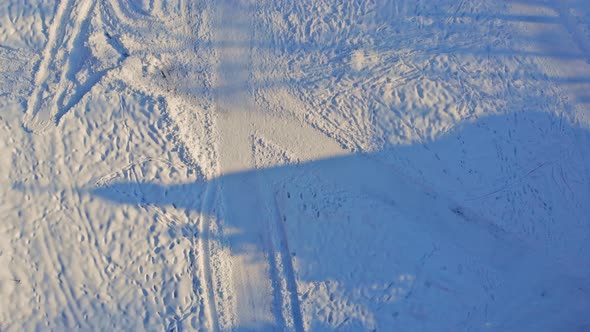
[1,0,590,331]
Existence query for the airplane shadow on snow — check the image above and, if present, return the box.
[89,109,590,331]
[3,0,590,330]
[29,0,590,330]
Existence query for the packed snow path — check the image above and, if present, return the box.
[213,1,344,329]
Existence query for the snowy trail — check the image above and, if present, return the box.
[213,0,277,328]
[212,0,345,329]
[212,0,298,328]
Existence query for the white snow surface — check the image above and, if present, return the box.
[1,0,590,331]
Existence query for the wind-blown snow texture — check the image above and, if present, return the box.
[1,0,590,331]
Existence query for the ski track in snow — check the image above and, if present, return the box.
[23,0,95,134]
[23,0,74,133]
